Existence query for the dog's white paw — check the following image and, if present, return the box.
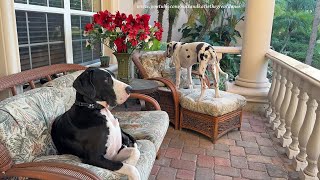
[124,147,140,166]
[116,164,141,180]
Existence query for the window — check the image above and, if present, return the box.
[14,0,64,8]
[16,11,65,71]
[71,15,100,64]
[14,0,101,70]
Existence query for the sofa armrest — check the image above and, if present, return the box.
[129,93,161,110]
[2,162,101,180]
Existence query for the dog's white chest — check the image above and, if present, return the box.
[100,108,122,160]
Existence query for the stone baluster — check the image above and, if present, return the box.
[266,62,277,117]
[276,70,293,138]
[293,87,317,171]
[269,65,282,123]
[286,82,309,159]
[272,68,287,130]
[300,94,320,179]
[281,76,301,147]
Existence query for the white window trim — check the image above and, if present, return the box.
[14,1,98,65]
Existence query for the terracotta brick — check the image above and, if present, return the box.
[266,164,287,178]
[157,167,177,180]
[248,162,266,172]
[241,122,253,132]
[227,131,242,140]
[214,165,240,177]
[150,165,160,175]
[249,119,265,126]
[165,147,182,159]
[168,138,184,149]
[160,138,171,149]
[216,138,235,146]
[241,134,256,142]
[247,155,273,163]
[206,149,230,158]
[260,146,278,157]
[155,157,171,167]
[256,137,274,147]
[271,157,285,167]
[236,140,259,148]
[241,169,270,180]
[214,157,231,167]
[251,125,266,133]
[170,159,196,171]
[197,155,215,168]
[231,156,248,169]
[148,175,156,180]
[245,147,261,155]
[176,169,195,180]
[214,144,230,151]
[230,146,246,157]
[195,168,214,180]
[233,178,250,180]
[183,146,206,155]
[180,152,197,162]
[214,174,233,180]
[184,139,200,147]
[199,139,214,149]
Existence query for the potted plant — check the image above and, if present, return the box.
[84,10,163,83]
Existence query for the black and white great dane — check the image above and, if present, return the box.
[166,41,228,100]
[51,67,141,180]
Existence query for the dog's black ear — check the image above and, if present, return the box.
[73,68,96,99]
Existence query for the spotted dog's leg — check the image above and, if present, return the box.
[197,61,208,101]
[113,143,140,166]
[187,66,193,89]
[211,63,220,98]
[175,65,181,89]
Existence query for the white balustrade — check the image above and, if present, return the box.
[266,62,277,117]
[272,67,287,130]
[287,81,309,159]
[275,70,293,138]
[269,65,282,123]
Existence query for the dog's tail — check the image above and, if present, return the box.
[209,47,229,81]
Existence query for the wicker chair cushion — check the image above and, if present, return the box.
[32,140,156,180]
[161,67,190,88]
[0,88,73,163]
[178,89,246,116]
[115,111,169,152]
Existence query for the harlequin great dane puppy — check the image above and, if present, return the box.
[51,67,141,180]
[166,41,228,100]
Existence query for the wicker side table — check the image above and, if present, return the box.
[178,89,246,143]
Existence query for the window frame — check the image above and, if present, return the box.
[14,0,100,67]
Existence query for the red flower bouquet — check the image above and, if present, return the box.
[84,10,163,54]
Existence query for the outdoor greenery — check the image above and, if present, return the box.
[272,0,320,69]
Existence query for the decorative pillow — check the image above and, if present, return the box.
[139,51,167,79]
[161,67,190,88]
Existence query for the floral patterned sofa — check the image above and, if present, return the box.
[0,70,169,179]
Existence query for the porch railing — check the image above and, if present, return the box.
[266,49,320,179]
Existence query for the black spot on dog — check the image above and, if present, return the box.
[205,46,210,51]
[200,53,205,60]
[204,54,208,59]
[196,43,205,54]
[187,55,190,58]
[186,49,188,51]
[181,42,185,45]
[173,43,177,51]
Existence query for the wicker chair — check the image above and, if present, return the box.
[131,51,210,130]
[0,64,166,180]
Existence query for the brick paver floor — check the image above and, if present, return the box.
[149,111,299,180]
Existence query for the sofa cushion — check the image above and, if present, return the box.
[114,111,169,152]
[178,89,246,116]
[0,87,73,163]
[32,140,156,180]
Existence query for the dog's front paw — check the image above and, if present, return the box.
[116,164,141,180]
[124,144,140,166]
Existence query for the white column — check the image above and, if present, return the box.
[301,96,320,179]
[64,0,73,63]
[287,82,309,159]
[281,75,301,147]
[235,0,275,88]
[293,89,317,171]
[0,0,21,99]
[276,70,293,138]
[226,0,275,109]
[265,62,277,117]
[272,67,287,130]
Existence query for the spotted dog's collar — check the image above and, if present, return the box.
[74,100,105,109]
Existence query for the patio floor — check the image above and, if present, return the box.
[149,111,300,180]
